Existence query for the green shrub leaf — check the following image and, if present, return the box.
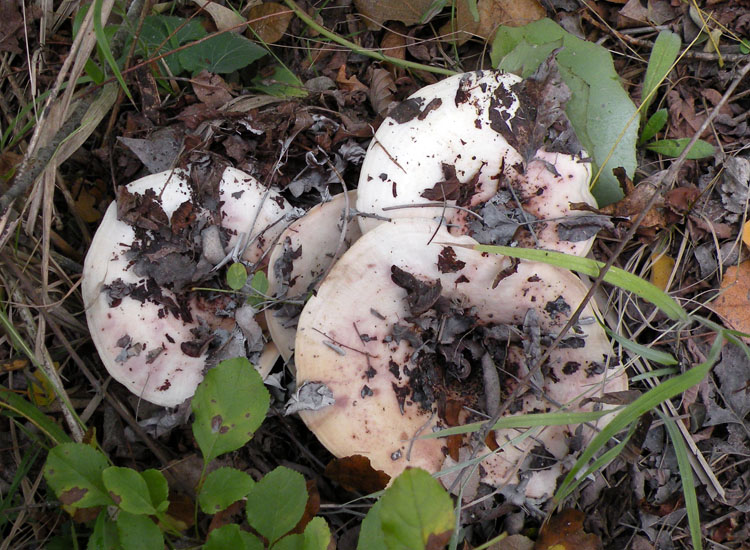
[192,357,270,463]
[204,524,264,550]
[137,15,207,75]
[274,517,331,550]
[378,468,454,550]
[639,108,668,145]
[357,501,386,550]
[227,262,249,290]
[116,511,163,550]
[245,466,307,544]
[199,467,255,514]
[641,30,681,119]
[102,466,157,515]
[140,469,169,514]
[43,443,112,508]
[179,32,267,74]
[645,138,715,159]
[491,18,638,206]
[88,510,120,550]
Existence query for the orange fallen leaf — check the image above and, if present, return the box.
[714,261,750,338]
[742,221,750,248]
[650,253,675,291]
[247,2,293,44]
[353,0,435,29]
[534,509,602,550]
[440,0,545,45]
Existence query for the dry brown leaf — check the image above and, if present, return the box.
[714,262,750,339]
[247,2,293,44]
[324,454,390,493]
[192,70,233,108]
[490,534,535,550]
[369,68,397,117]
[354,0,435,29]
[381,25,407,61]
[192,0,246,32]
[534,509,602,550]
[440,0,546,45]
[336,65,368,93]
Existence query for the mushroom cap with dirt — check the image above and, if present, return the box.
[356,69,600,257]
[293,219,627,497]
[82,168,292,407]
[265,190,361,362]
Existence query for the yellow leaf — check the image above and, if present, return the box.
[742,220,750,247]
[650,254,675,291]
[29,365,58,407]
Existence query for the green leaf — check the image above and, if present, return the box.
[137,15,207,75]
[140,469,169,514]
[247,270,270,307]
[274,517,331,550]
[44,443,113,508]
[93,0,133,101]
[116,512,163,550]
[378,469,454,550]
[199,467,255,514]
[357,500,386,550]
[555,334,723,502]
[472,244,689,321]
[641,30,681,119]
[192,357,270,463]
[252,64,308,98]
[490,18,638,206]
[88,510,120,550]
[227,262,249,291]
[639,108,668,145]
[245,466,307,544]
[102,467,157,515]
[605,327,678,366]
[179,32,267,74]
[659,411,702,550]
[0,385,71,444]
[646,138,715,159]
[204,524,264,550]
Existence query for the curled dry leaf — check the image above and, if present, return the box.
[440,0,546,45]
[713,261,750,340]
[192,0,246,32]
[192,71,233,109]
[246,2,293,44]
[369,68,397,117]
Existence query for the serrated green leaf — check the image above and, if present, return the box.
[357,500,386,550]
[227,262,249,291]
[245,466,307,544]
[44,443,112,508]
[102,467,156,515]
[641,30,681,119]
[274,517,331,550]
[491,18,638,206]
[646,138,715,159]
[204,524,264,550]
[379,469,454,550]
[140,469,169,513]
[472,244,689,321]
[116,511,163,550]
[192,357,270,463]
[199,467,255,514]
[88,510,120,550]
[639,108,668,145]
[179,32,267,74]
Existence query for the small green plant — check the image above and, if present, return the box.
[226,263,270,307]
[41,357,457,549]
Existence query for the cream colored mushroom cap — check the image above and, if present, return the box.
[294,219,626,493]
[266,190,361,361]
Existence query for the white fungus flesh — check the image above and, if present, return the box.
[83,168,291,407]
[294,219,627,496]
[265,190,361,361]
[356,70,599,257]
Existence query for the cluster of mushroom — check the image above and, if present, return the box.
[289,70,628,499]
[83,68,627,500]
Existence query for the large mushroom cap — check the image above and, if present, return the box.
[356,70,599,256]
[294,219,626,495]
[82,168,291,407]
[266,190,361,362]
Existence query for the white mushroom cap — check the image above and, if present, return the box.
[265,190,361,361]
[82,168,292,407]
[294,219,626,495]
[356,70,598,256]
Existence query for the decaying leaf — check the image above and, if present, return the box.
[353,0,435,29]
[440,0,546,45]
[369,68,397,117]
[534,509,602,550]
[490,534,535,550]
[324,455,391,493]
[192,70,233,108]
[192,0,245,32]
[650,253,675,291]
[713,262,750,339]
[246,2,293,44]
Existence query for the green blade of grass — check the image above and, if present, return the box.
[472,244,689,322]
[658,410,702,550]
[554,333,722,503]
[93,0,133,102]
[0,386,72,445]
[605,326,678,365]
